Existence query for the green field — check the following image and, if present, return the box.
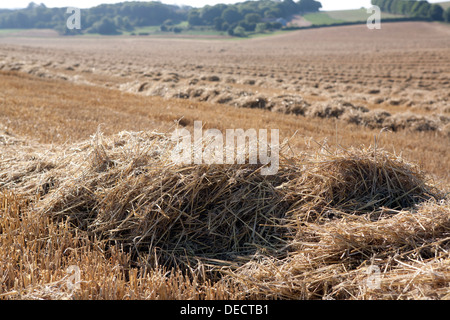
[0,28,26,34]
[304,8,405,25]
[120,22,286,39]
[125,25,160,35]
[303,12,343,25]
[438,1,450,9]
[328,8,404,21]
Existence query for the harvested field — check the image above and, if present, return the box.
[1,23,448,134]
[0,22,449,301]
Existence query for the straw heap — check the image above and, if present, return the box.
[0,129,445,277]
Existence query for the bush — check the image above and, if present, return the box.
[269,22,283,30]
[88,17,120,35]
[255,22,267,33]
[238,20,255,32]
[163,19,175,26]
[233,25,246,37]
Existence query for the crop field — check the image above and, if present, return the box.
[0,21,449,300]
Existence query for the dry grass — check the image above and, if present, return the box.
[0,22,449,300]
[0,71,448,184]
[0,192,235,300]
[227,199,450,300]
[0,126,448,300]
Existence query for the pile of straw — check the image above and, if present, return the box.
[282,146,439,221]
[0,129,445,277]
[1,130,293,268]
[225,198,450,299]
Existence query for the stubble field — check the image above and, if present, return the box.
[0,22,449,300]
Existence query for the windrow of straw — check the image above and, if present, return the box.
[122,78,450,134]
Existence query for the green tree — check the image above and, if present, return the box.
[222,22,230,31]
[399,1,415,15]
[88,17,119,35]
[213,16,225,30]
[114,16,123,29]
[187,9,203,26]
[264,8,282,18]
[298,0,322,13]
[384,0,393,13]
[121,17,133,31]
[255,22,267,33]
[428,4,444,21]
[245,13,261,24]
[390,0,403,14]
[16,12,31,28]
[237,1,259,17]
[238,20,255,31]
[200,4,226,25]
[269,22,283,30]
[411,1,431,18]
[222,7,242,25]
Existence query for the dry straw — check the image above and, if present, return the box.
[1,128,448,299]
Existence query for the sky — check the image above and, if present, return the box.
[0,0,445,11]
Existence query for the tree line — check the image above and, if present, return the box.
[371,0,450,22]
[187,0,322,35]
[0,2,188,35]
[1,1,449,37]
[0,0,322,36]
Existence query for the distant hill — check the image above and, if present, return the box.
[0,0,447,37]
[301,0,450,27]
[0,0,323,37]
